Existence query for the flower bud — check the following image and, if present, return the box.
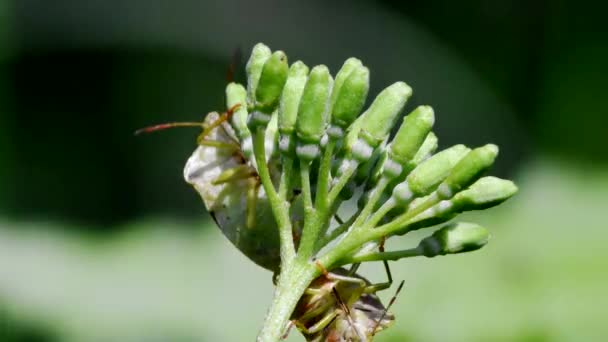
[381,106,435,179]
[278,61,309,135]
[255,51,289,114]
[225,83,250,140]
[358,82,412,147]
[330,63,370,132]
[417,222,490,257]
[389,106,435,164]
[296,65,333,145]
[406,144,470,197]
[451,176,518,211]
[330,58,361,108]
[245,43,271,104]
[437,144,498,199]
[412,132,438,165]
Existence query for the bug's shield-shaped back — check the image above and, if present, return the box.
[184,112,281,271]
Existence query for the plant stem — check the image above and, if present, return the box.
[368,192,440,241]
[320,209,360,247]
[344,247,422,264]
[352,176,389,228]
[315,139,336,211]
[257,262,318,342]
[327,160,358,205]
[300,161,314,214]
[278,156,294,200]
[253,127,296,265]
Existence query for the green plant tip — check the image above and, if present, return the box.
[418,222,490,257]
[296,64,333,145]
[438,144,499,198]
[175,42,520,342]
[245,43,271,104]
[278,61,309,135]
[406,144,470,196]
[255,51,289,113]
[358,81,412,147]
[225,82,250,140]
[390,105,435,165]
[452,176,518,211]
[330,61,369,131]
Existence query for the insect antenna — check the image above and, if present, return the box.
[134,104,241,140]
[371,279,405,337]
[134,122,205,135]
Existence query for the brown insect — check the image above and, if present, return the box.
[285,260,405,342]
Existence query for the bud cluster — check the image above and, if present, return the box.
[184,42,518,341]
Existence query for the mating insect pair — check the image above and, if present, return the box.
[138,105,403,341]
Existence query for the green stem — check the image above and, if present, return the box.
[342,247,422,264]
[300,161,314,215]
[257,262,318,342]
[320,209,360,247]
[364,197,396,230]
[315,139,336,211]
[253,127,296,265]
[327,160,358,205]
[278,156,294,200]
[367,192,440,241]
[351,177,389,228]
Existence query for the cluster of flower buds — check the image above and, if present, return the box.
[183,42,517,341]
[220,43,516,268]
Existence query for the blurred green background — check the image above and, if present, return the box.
[1,0,607,341]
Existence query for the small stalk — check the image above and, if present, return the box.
[257,262,318,342]
[253,127,296,265]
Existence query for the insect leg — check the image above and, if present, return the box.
[198,104,241,140]
[371,280,405,337]
[315,261,367,288]
[294,311,338,335]
[363,237,393,293]
[197,139,240,151]
[212,165,256,185]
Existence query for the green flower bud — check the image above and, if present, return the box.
[278,61,309,135]
[437,144,498,199]
[412,132,438,165]
[358,82,412,147]
[225,82,250,140]
[418,222,490,257]
[451,176,518,211]
[255,51,289,114]
[245,43,271,104]
[296,65,333,145]
[406,144,470,197]
[390,106,435,164]
[330,63,370,132]
[330,58,362,109]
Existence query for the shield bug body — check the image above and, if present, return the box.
[183,111,284,271]
[287,267,403,342]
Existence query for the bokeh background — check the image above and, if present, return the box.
[1,0,607,341]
